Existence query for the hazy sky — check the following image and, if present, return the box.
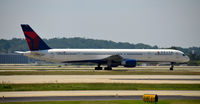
[0,0,199,48]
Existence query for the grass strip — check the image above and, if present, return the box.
[1,83,200,91]
[1,71,200,75]
[1,100,200,104]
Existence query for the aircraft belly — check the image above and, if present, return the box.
[125,55,178,62]
[50,55,109,62]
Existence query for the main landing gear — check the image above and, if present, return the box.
[95,63,102,70]
[95,66,112,70]
[104,67,112,70]
[170,62,175,71]
[104,60,112,70]
[95,62,113,70]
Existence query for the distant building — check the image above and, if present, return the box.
[0,53,38,64]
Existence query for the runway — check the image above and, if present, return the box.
[2,96,200,102]
[1,90,200,102]
[1,90,200,97]
[1,65,200,102]
[0,64,200,70]
[1,75,200,84]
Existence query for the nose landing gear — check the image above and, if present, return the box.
[170,62,175,71]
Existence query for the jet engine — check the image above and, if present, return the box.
[121,59,137,67]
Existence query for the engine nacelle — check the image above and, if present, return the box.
[111,63,119,67]
[121,59,137,67]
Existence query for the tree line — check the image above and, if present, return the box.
[0,37,159,53]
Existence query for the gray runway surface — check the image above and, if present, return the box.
[1,75,200,84]
[0,65,200,70]
[2,96,200,102]
[1,90,200,98]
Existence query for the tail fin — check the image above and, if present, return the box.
[21,24,51,51]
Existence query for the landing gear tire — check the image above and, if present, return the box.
[95,67,102,70]
[95,63,102,70]
[104,67,112,70]
[170,62,175,71]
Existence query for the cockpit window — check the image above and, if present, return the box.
[182,54,185,56]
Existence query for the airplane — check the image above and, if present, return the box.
[16,24,190,70]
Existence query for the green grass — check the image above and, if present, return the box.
[1,83,200,91]
[1,70,200,75]
[1,100,200,104]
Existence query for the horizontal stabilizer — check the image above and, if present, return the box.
[14,51,27,54]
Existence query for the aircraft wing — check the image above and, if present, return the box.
[102,55,123,63]
[62,55,124,64]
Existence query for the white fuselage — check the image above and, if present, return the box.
[23,49,189,64]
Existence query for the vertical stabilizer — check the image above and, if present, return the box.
[21,24,51,51]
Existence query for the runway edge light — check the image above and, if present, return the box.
[143,94,158,103]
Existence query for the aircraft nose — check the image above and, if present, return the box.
[184,55,190,62]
